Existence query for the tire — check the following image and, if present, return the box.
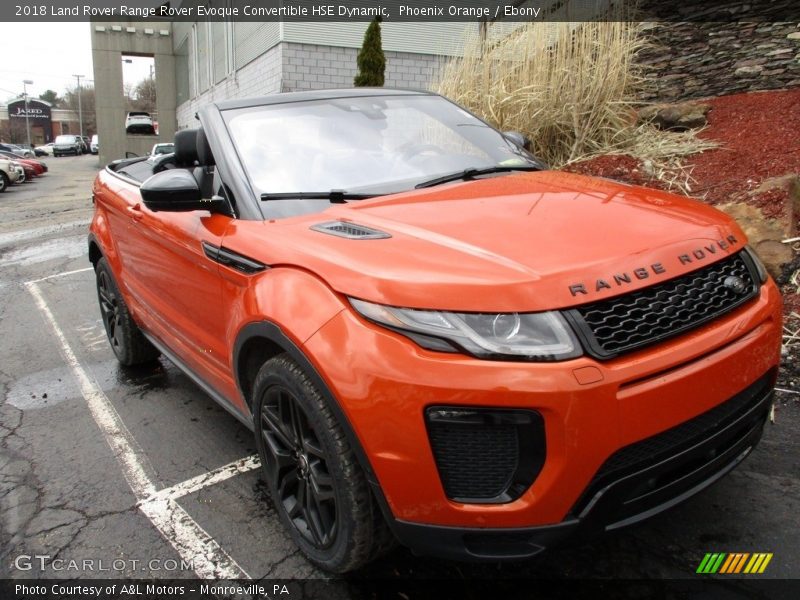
[253,355,395,573]
[0,172,8,192]
[95,257,160,366]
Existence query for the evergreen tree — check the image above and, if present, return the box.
[354,17,385,87]
[38,89,61,106]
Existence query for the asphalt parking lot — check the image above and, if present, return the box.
[1,156,799,589]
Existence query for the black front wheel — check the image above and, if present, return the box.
[253,355,394,573]
[0,172,8,193]
[95,257,160,366]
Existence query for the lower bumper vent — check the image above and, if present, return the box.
[425,407,545,504]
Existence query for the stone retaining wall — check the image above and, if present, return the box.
[638,21,800,101]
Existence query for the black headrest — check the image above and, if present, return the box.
[196,128,215,167]
[174,128,198,166]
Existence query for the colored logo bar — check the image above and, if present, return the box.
[697,553,773,574]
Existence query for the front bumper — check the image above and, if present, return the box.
[392,372,772,560]
[304,280,782,557]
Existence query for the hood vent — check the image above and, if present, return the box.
[310,221,391,240]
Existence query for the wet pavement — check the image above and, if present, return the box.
[0,155,798,589]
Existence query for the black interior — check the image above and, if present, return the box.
[113,128,217,201]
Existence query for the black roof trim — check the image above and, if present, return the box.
[215,87,436,111]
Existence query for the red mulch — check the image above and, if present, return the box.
[562,154,657,187]
[566,88,800,206]
[690,88,800,205]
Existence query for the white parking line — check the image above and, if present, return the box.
[26,280,250,580]
[27,266,93,284]
[148,455,261,503]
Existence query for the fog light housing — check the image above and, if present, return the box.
[425,407,546,504]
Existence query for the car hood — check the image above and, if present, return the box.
[227,171,747,312]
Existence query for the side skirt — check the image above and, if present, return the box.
[142,331,254,431]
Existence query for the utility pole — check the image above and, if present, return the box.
[22,79,33,147]
[72,74,84,138]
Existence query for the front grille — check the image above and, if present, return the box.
[571,370,774,517]
[425,407,546,503]
[567,252,758,359]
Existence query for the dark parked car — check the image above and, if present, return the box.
[53,135,83,157]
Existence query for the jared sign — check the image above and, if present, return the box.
[8,99,51,121]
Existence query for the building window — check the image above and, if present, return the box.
[195,22,210,93]
[176,37,190,105]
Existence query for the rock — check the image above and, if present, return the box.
[754,240,795,279]
[735,65,764,77]
[638,101,712,131]
[734,57,768,68]
[717,199,796,279]
[787,32,800,41]
[754,174,800,237]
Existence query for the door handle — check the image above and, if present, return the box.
[127,203,143,222]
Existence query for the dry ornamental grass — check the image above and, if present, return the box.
[434,20,716,192]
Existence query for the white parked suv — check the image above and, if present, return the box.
[126,111,155,134]
[0,158,25,192]
[90,134,99,154]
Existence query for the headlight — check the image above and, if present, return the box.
[743,245,768,283]
[10,161,20,168]
[350,298,582,361]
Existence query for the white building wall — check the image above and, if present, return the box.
[177,44,283,128]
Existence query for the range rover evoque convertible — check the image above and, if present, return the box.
[90,89,782,572]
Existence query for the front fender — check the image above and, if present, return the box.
[229,267,346,349]
[228,267,346,399]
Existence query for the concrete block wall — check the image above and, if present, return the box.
[177,42,443,129]
[281,43,443,92]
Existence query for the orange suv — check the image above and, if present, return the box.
[89,90,782,572]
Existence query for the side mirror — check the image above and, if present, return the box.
[140,169,224,213]
[503,131,531,151]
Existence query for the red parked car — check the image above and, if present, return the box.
[0,150,47,178]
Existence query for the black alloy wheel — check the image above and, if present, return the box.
[97,269,123,353]
[94,257,160,366]
[260,384,337,548]
[252,355,395,572]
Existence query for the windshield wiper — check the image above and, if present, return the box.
[414,165,542,189]
[260,191,377,203]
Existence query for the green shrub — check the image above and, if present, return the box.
[354,18,386,87]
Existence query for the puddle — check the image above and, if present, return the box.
[6,358,172,410]
[0,236,86,267]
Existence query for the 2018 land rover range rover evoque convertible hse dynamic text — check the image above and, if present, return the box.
[89,89,782,572]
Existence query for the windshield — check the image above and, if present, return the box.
[223,95,539,196]
[55,135,76,144]
[152,143,174,155]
